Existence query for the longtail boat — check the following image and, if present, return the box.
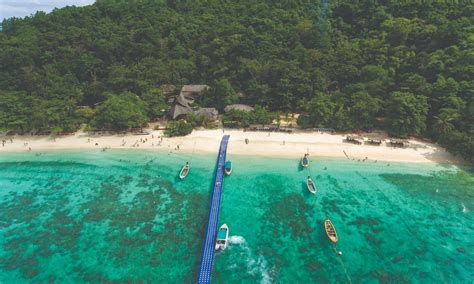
[307,176,316,194]
[301,153,309,168]
[324,214,338,244]
[179,162,190,179]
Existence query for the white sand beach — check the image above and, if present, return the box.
[0,129,461,164]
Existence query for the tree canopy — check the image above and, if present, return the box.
[0,0,472,161]
[90,92,147,131]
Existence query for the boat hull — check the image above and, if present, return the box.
[307,178,316,194]
[215,224,229,250]
[324,219,338,244]
[179,165,189,179]
[301,158,309,168]
[224,161,232,175]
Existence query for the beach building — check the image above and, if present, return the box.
[193,107,219,120]
[169,84,210,119]
[224,104,254,112]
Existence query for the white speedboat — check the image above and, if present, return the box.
[215,224,229,250]
[224,161,232,175]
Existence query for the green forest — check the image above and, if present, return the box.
[0,0,473,161]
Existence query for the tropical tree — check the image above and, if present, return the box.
[385,91,428,137]
[90,92,147,131]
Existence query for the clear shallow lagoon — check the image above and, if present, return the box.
[0,149,472,283]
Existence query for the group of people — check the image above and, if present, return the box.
[129,135,165,148]
[1,138,13,147]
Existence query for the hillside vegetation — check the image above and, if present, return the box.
[0,0,472,161]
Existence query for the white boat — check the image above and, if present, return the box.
[215,224,229,250]
[224,161,232,175]
[307,176,316,194]
[179,162,190,179]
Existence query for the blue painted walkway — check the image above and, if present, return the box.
[197,135,230,284]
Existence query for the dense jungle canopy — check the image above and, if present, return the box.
[0,0,473,161]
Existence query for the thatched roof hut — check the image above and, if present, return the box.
[169,84,210,119]
[194,108,219,120]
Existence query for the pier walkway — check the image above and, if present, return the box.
[197,135,230,283]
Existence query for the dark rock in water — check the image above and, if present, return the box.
[419,271,428,278]
[372,227,383,233]
[349,217,365,226]
[440,231,450,237]
[392,256,403,263]
[456,247,466,253]
[428,213,437,220]
[365,233,381,246]
[413,248,426,255]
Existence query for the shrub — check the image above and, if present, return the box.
[164,120,193,137]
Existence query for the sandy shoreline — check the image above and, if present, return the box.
[0,129,461,164]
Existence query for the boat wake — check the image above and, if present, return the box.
[461,203,469,214]
[228,235,246,245]
[228,235,271,283]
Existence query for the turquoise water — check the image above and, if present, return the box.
[0,149,472,283]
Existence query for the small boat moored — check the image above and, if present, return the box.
[307,176,316,194]
[215,224,229,250]
[179,162,190,179]
[225,161,232,175]
[301,153,309,168]
[324,214,338,244]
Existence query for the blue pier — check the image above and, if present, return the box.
[197,135,230,283]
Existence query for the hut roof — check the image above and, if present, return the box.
[170,103,192,119]
[169,85,209,119]
[175,93,191,107]
[224,104,254,112]
[194,108,219,120]
[181,85,209,93]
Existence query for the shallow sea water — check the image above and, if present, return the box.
[0,148,472,283]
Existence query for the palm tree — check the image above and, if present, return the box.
[433,114,454,135]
